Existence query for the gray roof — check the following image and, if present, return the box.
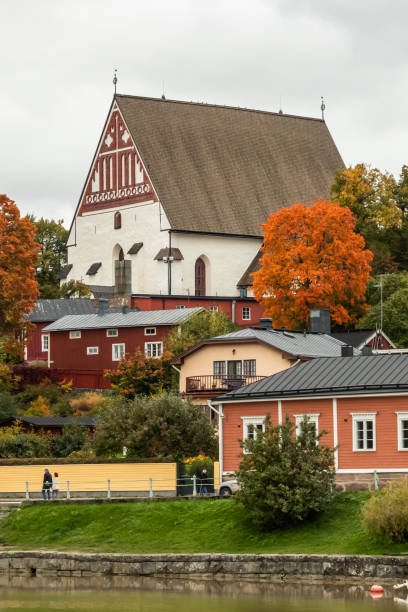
[28,299,97,323]
[43,307,204,332]
[114,95,344,236]
[1,417,95,427]
[208,327,360,358]
[217,354,408,402]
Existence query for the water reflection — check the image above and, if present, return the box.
[0,575,402,610]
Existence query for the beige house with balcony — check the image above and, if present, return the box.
[172,316,360,406]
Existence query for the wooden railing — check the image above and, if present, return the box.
[185,374,266,393]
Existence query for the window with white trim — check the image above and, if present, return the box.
[69,330,81,339]
[351,412,376,451]
[112,343,125,361]
[209,305,218,312]
[106,329,118,337]
[87,346,99,355]
[241,416,265,446]
[145,342,163,358]
[41,334,49,352]
[144,327,156,335]
[396,412,408,451]
[242,307,251,320]
[176,305,185,309]
[213,360,226,377]
[294,413,320,440]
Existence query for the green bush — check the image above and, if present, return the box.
[235,415,336,528]
[0,392,18,420]
[52,424,88,457]
[361,479,408,542]
[0,424,50,458]
[183,454,214,478]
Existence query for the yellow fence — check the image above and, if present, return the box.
[214,461,220,491]
[0,463,177,494]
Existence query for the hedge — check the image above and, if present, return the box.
[0,457,175,466]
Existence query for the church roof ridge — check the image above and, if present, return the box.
[114,93,325,124]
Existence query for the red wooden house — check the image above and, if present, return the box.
[213,351,408,489]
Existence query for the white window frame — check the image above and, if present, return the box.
[396,412,408,451]
[106,329,118,337]
[145,342,163,358]
[87,346,99,355]
[112,343,125,361]
[209,305,219,312]
[242,307,251,320]
[176,305,185,309]
[294,413,320,442]
[41,334,49,352]
[144,327,157,336]
[241,416,265,450]
[351,412,377,452]
[69,330,81,339]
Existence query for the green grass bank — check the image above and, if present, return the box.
[0,492,406,555]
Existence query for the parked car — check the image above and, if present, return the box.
[218,479,239,497]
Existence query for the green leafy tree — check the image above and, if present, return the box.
[93,393,217,460]
[104,350,175,398]
[58,279,91,298]
[235,415,335,528]
[52,424,88,457]
[167,310,239,356]
[358,273,408,347]
[30,218,68,299]
[0,424,50,458]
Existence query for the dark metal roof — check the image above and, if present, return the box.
[86,262,102,276]
[27,299,97,323]
[216,354,408,402]
[1,417,95,427]
[154,248,184,261]
[59,264,73,280]
[127,242,143,255]
[43,307,204,332]
[330,330,396,349]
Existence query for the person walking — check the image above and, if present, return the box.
[42,468,52,501]
[52,472,60,499]
[200,468,209,497]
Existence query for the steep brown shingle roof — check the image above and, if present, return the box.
[116,95,344,237]
[237,250,262,286]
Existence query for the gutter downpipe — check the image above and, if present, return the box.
[207,400,223,486]
[232,300,236,324]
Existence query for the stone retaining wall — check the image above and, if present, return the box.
[1,551,408,581]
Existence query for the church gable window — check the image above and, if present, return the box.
[195,257,206,296]
[114,212,122,230]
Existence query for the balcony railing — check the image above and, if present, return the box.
[185,374,266,394]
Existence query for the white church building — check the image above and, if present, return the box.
[63,94,343,300]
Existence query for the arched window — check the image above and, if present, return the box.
[114,211,121,230]
[118,247,124,262]
[195,257,206,296]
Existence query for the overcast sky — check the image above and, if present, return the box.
[1,0,407,226]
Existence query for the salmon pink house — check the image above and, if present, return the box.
[213,353,408,490]
[43,306,203,372]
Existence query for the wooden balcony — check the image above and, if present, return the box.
[185,374,266,395]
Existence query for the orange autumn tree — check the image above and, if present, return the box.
[0,195,39,357]
[252,199,373,329]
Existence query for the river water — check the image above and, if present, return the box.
[0,575,403,611]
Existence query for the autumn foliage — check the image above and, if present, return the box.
[0,195,39,352]
[253,199,373,329]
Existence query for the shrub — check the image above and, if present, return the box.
[361,479,408,542]
[93,393,217,460]
[0,392,18,420]
[104,350,175,398]
[52,425,88,458]
[69,392,105,416]
[183,454,213,478]
[0,364,20,392]
[235,415,336,528]
[25,395,51,416]
[0,424,51,458]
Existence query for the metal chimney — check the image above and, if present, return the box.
[310,309,331,334]
[97,299,109,316]
[341,345,354,357]
[259,318,273,330]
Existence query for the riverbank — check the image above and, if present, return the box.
[0,493,406,556]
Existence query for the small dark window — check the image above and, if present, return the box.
[118,248,124,262]
[114,212,122,230]
[195,257,206,296]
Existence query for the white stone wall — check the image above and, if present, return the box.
[66,200,261,296]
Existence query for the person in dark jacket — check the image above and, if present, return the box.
[42,469,52,501]
[200,469,209,496]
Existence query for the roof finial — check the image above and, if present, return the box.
[161,79,166,101]
[279,95,283,115]
[321,96,326,120]
[113,69,118,95]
